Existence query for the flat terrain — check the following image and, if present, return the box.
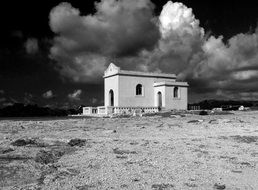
[0,111,258,190]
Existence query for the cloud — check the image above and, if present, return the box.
[24,93,34,104]
[0,98,6,102]
[49,0,159,83]
[159,1,204,37]
[3,102,14,107]
[148,1,258,101]
[68,89,82,101]
[49,0,204,80]
[25,38,39,54]
[0,90,4,94]
[49,0,258,101]
[183,31,258,100]
[42,90,54,99]
[138,1,205,74]
[10,98,18,103]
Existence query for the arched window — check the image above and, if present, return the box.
[136,84,142,95]
[174,87,179,98]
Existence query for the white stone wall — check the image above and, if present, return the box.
[104,75,119,107]
[117,75,176,107]
[164,86,188,110]
[83,107,97,114]
[83,107,92,115]
[118,75,153,107]
[97,106,106,114]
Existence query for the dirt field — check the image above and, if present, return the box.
[0,111,258,190]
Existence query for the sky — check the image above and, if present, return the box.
[1,0,258,108]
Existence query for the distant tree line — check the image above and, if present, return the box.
[0,103,84,117]
[188,99,258,110]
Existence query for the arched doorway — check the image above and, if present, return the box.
[109,90,114,106]
[157,91,162,109]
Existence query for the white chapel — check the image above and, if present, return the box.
[83,63,189,115]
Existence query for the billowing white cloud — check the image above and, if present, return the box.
[49,0,159,83]
[42,90,54,99]
[139,1,205,74]
[25,38,39,54]
[68,89,82,101]
[159,1,204,37]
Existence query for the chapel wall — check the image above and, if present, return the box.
[164,86,188,110]
[117,75,156,107]
[104,75,119,107]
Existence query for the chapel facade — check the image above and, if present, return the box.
[83,63,188,115]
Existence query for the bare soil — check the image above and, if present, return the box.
[0,111,258,190]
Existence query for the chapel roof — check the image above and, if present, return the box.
[104,63,177,79]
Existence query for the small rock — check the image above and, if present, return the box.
[132,178,140,182]
[133,109,143,117]
[209,119,218,124]
[188,120,204,123]
[1,148,14,154]
[170,115,181,118]
[35,150,58,164]
[76,185,95,190]
[213,183,226,189]
[116,155,128,159]
[113,148,137,155]
[231,170,242,173]
[11,138,36,146]
[68,138,86,147]
[34,149,69,164]
[152,183,174,189]
[199,110,208,115]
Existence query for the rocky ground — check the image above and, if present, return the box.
[0,111,258,190]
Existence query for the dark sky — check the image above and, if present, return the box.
[1,0,258,107]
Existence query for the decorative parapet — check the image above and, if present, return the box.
[82,107,92,115]
[82,107,97,115]
[83,106,159,115]
[106,106,114,114]
[113,106,159,114]
[97,106,114,115]
[97,106,106,114]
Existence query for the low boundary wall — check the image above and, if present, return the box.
[83,106,159,115]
